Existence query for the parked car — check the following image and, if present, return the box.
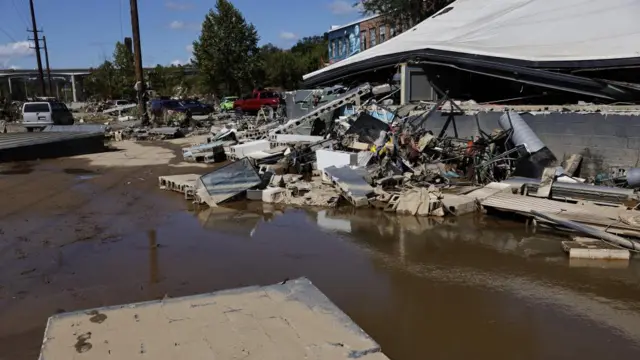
[179,99,213,115]
[21,101,74,131]
[233,90,283,113]
[149,99,185,116]
[219,96,238,111]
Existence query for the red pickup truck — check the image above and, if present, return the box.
[233,90,282,113]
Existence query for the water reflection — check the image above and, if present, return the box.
[148,229,159,285]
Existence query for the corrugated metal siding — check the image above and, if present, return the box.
[481,193,602,216]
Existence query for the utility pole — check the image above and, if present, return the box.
[28,0,46,96]
[129,0,148,124]
[42,36,53,97]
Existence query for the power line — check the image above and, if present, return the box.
[0,26,17,42]
[119,0,124,39]
[12,0,29,28]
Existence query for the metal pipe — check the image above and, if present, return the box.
[531,210,640,251]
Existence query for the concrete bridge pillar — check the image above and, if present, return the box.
[71,74,77,103]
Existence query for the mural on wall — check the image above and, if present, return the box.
[328,24,361,64]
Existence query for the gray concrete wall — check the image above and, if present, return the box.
[421,111,640,178]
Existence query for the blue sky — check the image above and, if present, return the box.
[0,0,364,70]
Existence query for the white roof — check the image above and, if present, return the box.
[304,0,640,83]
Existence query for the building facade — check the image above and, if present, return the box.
[327,15,402,64]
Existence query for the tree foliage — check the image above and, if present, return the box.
[112,41,136,99]
[192,0,260,95]
[85,61,117,100]
[359,0,454,29]
[84,0,329,100]
[254,36,328,91]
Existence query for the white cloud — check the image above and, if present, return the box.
[169,20,185,29]
[328,0,361,15]
[170,59,192,66]
[0,41,34,59]
[279,31,298,41]
[165,1,193,11]
[169,20,199,30]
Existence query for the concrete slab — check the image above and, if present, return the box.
[464,182,511,201]
[246,189,263,201]
[272,134,324,143]
[562,237,631,260]
[440,194,476,216]
[316,149,358,173]
[39,277,389,360]
[229,140,271,160]
[262,187,286,203]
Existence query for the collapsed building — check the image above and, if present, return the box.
[294,0,640,177]
[304,0,640,105]
[157,0,640,259]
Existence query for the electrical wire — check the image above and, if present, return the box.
[118,0,124,39]
[0,27,17,42]
[11,0,29,28]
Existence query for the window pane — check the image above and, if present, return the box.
[24,103,50,112]
[390,25,396,38]
[360,31,367,50]
[380,25,386,43]
[369,28,376,47]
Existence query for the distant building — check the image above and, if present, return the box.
[327,14,402,64]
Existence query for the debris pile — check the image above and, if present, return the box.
[156,81,640,262]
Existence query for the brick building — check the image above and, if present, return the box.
[327,14,403,64]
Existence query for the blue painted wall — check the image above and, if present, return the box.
[327,24,361,64]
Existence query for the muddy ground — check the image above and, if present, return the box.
[1,138,640,359]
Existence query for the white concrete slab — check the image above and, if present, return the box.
[230,140,271,159]
[315,149,358,173]
[39,278,389,360]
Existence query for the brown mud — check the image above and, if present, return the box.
[1,141,640,359]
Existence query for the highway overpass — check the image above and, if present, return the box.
[0,66,197,102]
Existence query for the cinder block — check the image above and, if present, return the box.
[440,194,476,216]
[262,187,285,203]
[246,189,263,201]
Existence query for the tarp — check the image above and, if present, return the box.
[304,0,640,86]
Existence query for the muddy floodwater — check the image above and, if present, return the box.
[2,154,640,360]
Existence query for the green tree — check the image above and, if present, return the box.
[262,48,301,90]
[112,41,136,99]
[84,60,117,100]
[291,36,328,74]
[192,0,260,95]
[148,65,172,95]
[359,0,453,29]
